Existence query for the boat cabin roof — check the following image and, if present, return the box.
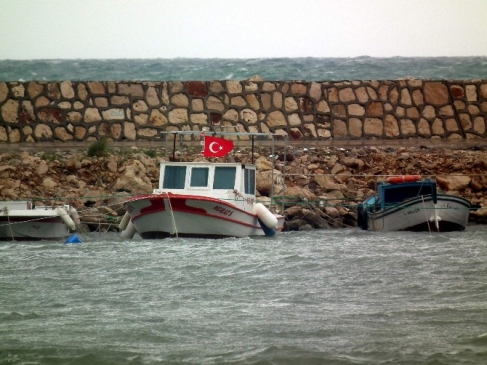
[155,161,256,197]
[377,179,437,205]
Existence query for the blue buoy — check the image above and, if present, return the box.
[258,218,276,237]
[65,234,82,244]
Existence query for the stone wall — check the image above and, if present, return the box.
[0,78,486,143]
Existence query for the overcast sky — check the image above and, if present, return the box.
[2,0,487,59]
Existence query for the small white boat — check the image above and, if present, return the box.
[0,200,79,240]
[123,161,284,238]
[122,131,285,239]
[358,175,471,232]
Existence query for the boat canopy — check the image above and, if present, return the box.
[158,162,256,195]
[377,179,438,208]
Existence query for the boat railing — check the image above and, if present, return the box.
[159,130,289,213]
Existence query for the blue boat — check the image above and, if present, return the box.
[357,176,471,232]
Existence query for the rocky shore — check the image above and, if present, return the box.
[1,142,487,233]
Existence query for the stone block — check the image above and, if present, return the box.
[339,87,355,102]
[364,118,383,137]
[55,127,73,141]
[246,94,260,110]
[0,83,9,102]
[288,113,302,126]
[459,113,472,130]
[240,109,257,124]
[473,116,486,134]
[226,81,242,94]
[348,104,365,116]
[27,82,44,99]
[102,108,125,120]
[190,113,208,125]
[424,82,448,105]
[384,114,399,137]
[356,86,369,103]
[168,108,188,124]
[480,84,487,99]
[267,110,287,128]
[207,96,225,111]
[1,99,19,123]
[291,83,307,95]
[466,85,478,102]
[84,108,102,122]
[171,93,189,107]
[400,119,416,136]
[400,88,412,105]
[445,118,460,132]
[412,89,424,106]
[88,82,106,95]
[367,101,383,116]
[0,126,7,141]
[123,122,136,140]
[60,81,75,98]
[309,83,322,101]
[273,92,283,108]
[34,124,53,139]
[417,119,431,136]
[332,119,348,138]
[133,100,149,112]
[11,84,25,97]
[432,118,445,135]
[285,97,298,111]
[349,118,363,137]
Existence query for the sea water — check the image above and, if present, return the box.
[1,56,487,82]
[1,227,486,364]
[1,56,487,364]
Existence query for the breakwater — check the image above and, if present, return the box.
[1,78,486,143]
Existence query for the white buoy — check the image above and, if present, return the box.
[119,211,131,230]
[56,207,76,230]
[68,206,81,227]
[121,220,136,239]
[253,203,278,229]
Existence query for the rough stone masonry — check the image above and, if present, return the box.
[0,77,486,143]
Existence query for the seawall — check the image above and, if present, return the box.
[1,78,486,144]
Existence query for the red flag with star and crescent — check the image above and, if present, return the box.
[202,136,234,158]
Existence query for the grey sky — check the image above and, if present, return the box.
[2,0,486,59]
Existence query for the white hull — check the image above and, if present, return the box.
[0,202,77,240]
[125,194,284,238]
[367,194,470,232]
[0,213,72,240]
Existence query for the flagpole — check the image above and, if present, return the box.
[171,132,176,161]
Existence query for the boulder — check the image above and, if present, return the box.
[256,169,283,195]
[435,175,471,192]
[112,160,153,194]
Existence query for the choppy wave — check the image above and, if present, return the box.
[1,228,487,364]
[1,56,487,81]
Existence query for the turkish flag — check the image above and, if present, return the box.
[202,136,234,158]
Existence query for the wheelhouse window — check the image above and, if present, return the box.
[163,166,187,189]
[383,185,434,204]
[190,167,209,187]
[213,166,236,189]
[244,168,255,194]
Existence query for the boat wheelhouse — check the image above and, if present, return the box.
[358,176,471,232]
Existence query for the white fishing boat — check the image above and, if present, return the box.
[357,175,471,232]
[0,200,80,240]
[120,131,285,239]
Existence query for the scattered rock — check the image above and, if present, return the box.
[1,144,486,232]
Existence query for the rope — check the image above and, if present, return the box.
[166,193,178,237]
[422,195,432,235]
[4,208,15,241]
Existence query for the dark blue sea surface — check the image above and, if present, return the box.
[1,227,487,364]
[1,57,487,82]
